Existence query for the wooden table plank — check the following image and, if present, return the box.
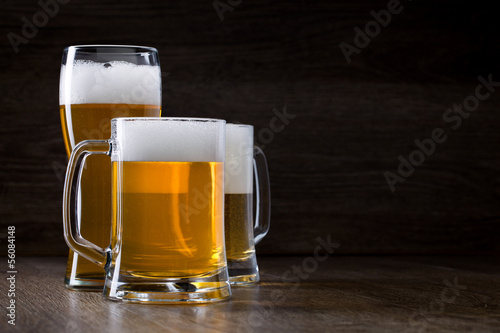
[2,0,500,256]
[1,256,499,332]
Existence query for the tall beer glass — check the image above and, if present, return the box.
[62,118,230,303]
[225,124,270,284]
[59,45,161,290]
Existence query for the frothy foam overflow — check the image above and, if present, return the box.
[60,60,161,106]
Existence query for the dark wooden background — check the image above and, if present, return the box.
[0,0,499,255]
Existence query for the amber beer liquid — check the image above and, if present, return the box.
[60,104,161,286]
[60,52,162,289]
[112,161,224,277]
[224,193,254,261]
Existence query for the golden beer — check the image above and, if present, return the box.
[112,161,225,278]
[224,193,255,261]
[225,123,270,284]
[61,104,161,284]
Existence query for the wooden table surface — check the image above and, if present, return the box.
[1,256,499,332]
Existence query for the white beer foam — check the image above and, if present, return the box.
[113,118,225,162]
[59,60,161,106]
[225,124,253,194]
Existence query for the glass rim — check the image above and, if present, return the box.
[227,123,253,129]
[65,45,158,54]
[111,117,226,124]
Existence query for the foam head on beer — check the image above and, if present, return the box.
[112,118,226,162]
[225,124,253,194]
[60,60,161,106]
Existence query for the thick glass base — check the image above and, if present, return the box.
[103,269,231,304]
[65,277,105,291]
[227,254,260,285]
[65,251,105,291]
[229,272,260,285]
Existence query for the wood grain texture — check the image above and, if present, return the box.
[0,0,500,255]
[0,256,499,332]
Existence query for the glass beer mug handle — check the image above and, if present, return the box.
[253,146,271,245]
[62,140,111,267]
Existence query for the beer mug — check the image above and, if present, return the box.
[63,118,230,303]
[225,124,270,284]
[60,45,161,290]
